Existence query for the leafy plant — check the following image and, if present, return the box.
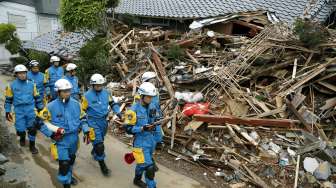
[10,56,28,66]
[79,36,108,59]
[106,0,119,8]
[0,23,22,54]
[60,0,106,31]
[293,18,329,48]
[27,50,50,71]
[60,0,119,32]
[77,36,111,86]
[167,44,184,60]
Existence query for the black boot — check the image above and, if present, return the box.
[98,160,111,176]
[153,158,159,172]
[71,176,78,185]
[29,141,39,154]
[63,184,71,188]
[19,133,25,147]
[155,142,164,150]
[133,175,147,188]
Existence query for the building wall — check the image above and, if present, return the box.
[0,1,39,41]
[38,14,60,34]
[35,0,60,15]
[3,0,35,7]
[0,45,13,63]
[0,1,60,61]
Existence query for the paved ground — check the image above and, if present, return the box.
[0,73,204,188]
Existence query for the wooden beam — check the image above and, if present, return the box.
[151,48,174,98]
[280,57,336,97]
[109,29,134,53]
[193,114,299,127]
[233,20,264,31]
[285,99,312,132]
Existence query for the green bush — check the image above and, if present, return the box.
[79,36,108,59]
[76,51,111,87]
[0,23,22,54]
[10,56,29,66]
[293,18,329,48]
[27,50,50,71]
[167,44,184,60]
[77,36,111,86]
[0,23,16,43]
[60,0,107,31]
[107,0,119,8]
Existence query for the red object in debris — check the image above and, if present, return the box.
[124,153,135,164]
[182,103,210,116]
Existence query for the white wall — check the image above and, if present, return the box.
[38,15,61,34]
[0,45,12,62]
[0,2,39,41]
[0,2,61,61]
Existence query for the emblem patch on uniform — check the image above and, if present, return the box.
[42,111,49,118]
[128,114,133,120]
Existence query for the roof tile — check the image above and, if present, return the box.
[114,0,335,23]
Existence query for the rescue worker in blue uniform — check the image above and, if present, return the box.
[4,64,44,154]
[38,79,89,188]
[27,60,45,101]
[81,73,121,176]
[124,82,158,188]
[45,55,64,101]
[140,72,163,148]
[64,63,80,101]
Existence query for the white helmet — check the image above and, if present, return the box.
[54,79,72,91]
[29,60,39,67]
[14,64,28,73]
[50,55,60,63]
[138,82,157,96]
[141,72,157,83]
[90,73,106,85]
[66,63,77,71]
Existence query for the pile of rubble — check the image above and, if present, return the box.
[106,19,336,187]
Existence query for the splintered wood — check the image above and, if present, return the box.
[107,19,336,188]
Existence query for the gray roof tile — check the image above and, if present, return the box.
[22,30,95,58]
[114,0,336,23]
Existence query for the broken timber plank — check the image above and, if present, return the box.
[185,51,200,64]
[285,99,312,132]
[320,97,336,111]
[226,124,244,145]
[279,57,336,97]
[317,81,336,92]
[256,107,286,118]
[151,48,174,98]
[230,124,258,146]
[292,92,306,109]
[170,105,178,149]
[109,29,134,53]
[193,114,298,127]
[275,96,286,118]
[243,164,270,188]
